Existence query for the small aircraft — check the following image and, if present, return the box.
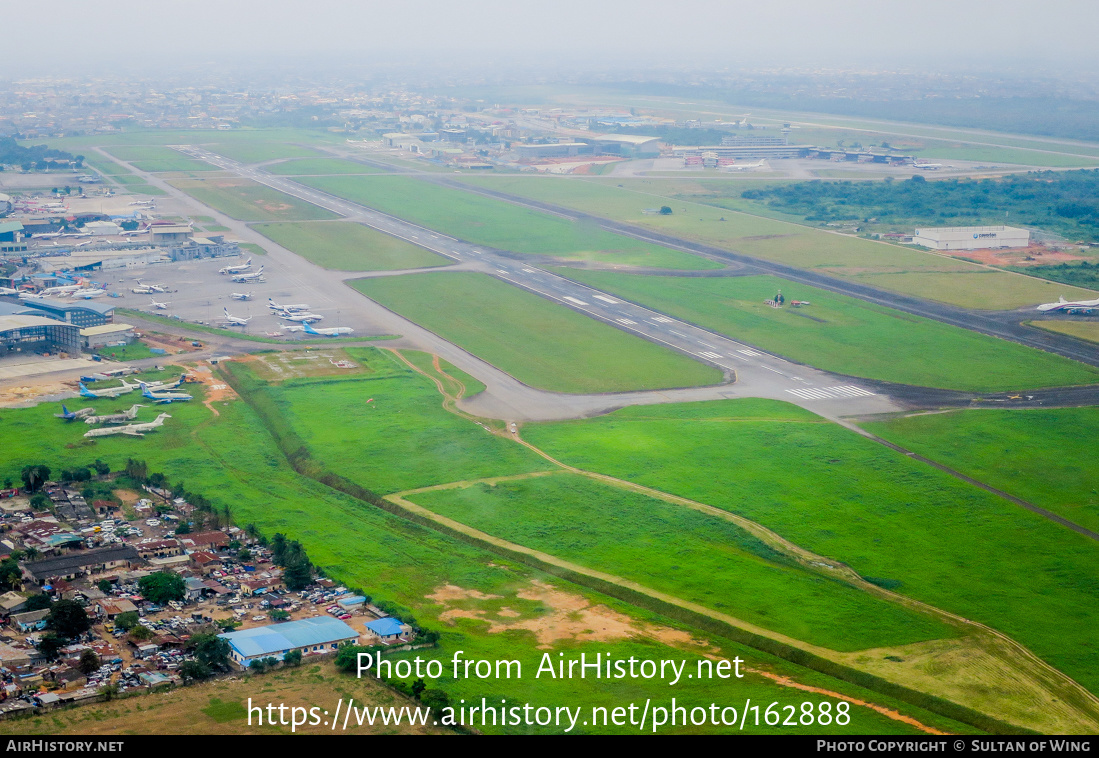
[230,291,254,301]
[223,308,252,326]
[54,405,95,421]
[140,383,193,404]
[1036,296,1099,312]
[79,380,139,399]
[303,321,354,337]
[84,405,144,425]
[150,299,170,310]
[83,413,171,438]
[280,311,323,323]
[231,266,264,283]
[268,298,309,312]
[137,280,167,293]
[219,257,252,275]
[131,285,155,294]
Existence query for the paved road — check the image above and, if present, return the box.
[171,145,909,419]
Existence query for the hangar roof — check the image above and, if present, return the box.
[219,616,358,659]
[0,315,79,333]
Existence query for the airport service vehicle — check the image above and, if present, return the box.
[83,413,170,438]
[219,257,252,275]
[79,380,139,399]
[140,383,193,404]
[222,308,252,326]
[303,321,353,337]
[54,405,95,421]
[84,405,144,425]
[1036,296,1099,312]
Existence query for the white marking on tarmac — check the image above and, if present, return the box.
[617,318,637,325]
[593,295,620,304]
[563,296,589,305]
[737,349,762,357]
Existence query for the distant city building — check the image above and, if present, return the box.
[912,226,1031,251]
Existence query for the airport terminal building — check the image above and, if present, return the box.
[913,226,1031,251]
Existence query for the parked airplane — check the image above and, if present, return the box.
[1036,296,1099,312]
[141,374,188,391]
[40,284,82,297]
[218,257,252,275]
[79,380,138,399]
[54,405,95,421]
[913,162,943,170]
[137,280,167,293]
[268,298,309,312]
[280,311,323,323]
[303,321,354,337]
[280,324,306,333]
[70,288,107,299]
[131,285,155,294]
[150,299,170,310]
[84,405,144,425]
[140,383,193,404]
[231,267,264,283]
[230,291,254,301]
[722,159,767,172]
[223,308,252,326]
[83,413,171,438]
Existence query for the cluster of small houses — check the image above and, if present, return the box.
[0,482,416,718]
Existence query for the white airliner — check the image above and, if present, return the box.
[84,405,144,425]
[232,266,264,283]
[268,298,309,312]
[71,288,107,299]
[303,322,353,337]
[223,308,252,326]
[79,380,139,399]
[142,374,188,391]
[280,324,306,333]
[912,162,943,170]
[40,284,82,297]
[280,311,324,323]
[1036,296,1099,312]
[83,413,171,438]
[140,383,193,404]
[230,291,254,301]
[131,285,155,294]
[219,258,252,275]
[722,159,767,172]
[150,299,170,310]
[137,280,167,293]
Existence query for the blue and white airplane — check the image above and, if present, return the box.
[140,383,193,404]
[303,321,354,337]
[80,380,139,399]
[54,405,95,421]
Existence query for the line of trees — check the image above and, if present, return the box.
[0,137,83,171]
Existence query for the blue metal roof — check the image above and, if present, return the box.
[365,617,404,637]
[219,616,358,659]
[28,297,115,315]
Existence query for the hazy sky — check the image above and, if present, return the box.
[3,0,1097,76]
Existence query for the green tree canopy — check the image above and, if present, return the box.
[138,572,186,604]
[46,599,91,639]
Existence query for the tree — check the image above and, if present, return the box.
[47,599,91,639]
[97,579,112,594]
[175,522,192,535]
[180,660,212,682]
[190,633,231,671]
[29,493,51,511]
[282,649,302,667]
[146,472,168,489]
[420,689,450,718]
[129,624,154,641]
[90,459,110,476]
[411,677,426,699]
[114,611,139,631]
[119,220,139,232]
[659,206,673,215]
[124,458,147,481]
[38,633,66,661]
[283,559,312,591]
[20,464,51,492]
[138,572,185,604]
[268,609,290,622]
[78,649,101,675]
[249,659,268,674]
[24,594,52,612]
[0,558,23,592]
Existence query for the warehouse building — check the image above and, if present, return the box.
[0,296,115,328]
[0,315,83,357]
[219,616,360,667]
[80,323,135,349]
[913,226,1031,251]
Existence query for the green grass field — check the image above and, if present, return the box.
[94,340,160,362]
[1029,320,1099,344]
[352,272,724,393]
[409,472,955,651]
[523,399,1099,695]
[206,142,325,164]
[863,408,1099,534]
[455,175,1099,309]
[551,270,1099,391]
[252,221,451,271]
[101,145,219,173]
[297,175,720,270]
[265,157,383,175]
[260,350,550,494]
[167,177,339,222]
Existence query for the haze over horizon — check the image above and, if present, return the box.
[3,0,1098,79]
